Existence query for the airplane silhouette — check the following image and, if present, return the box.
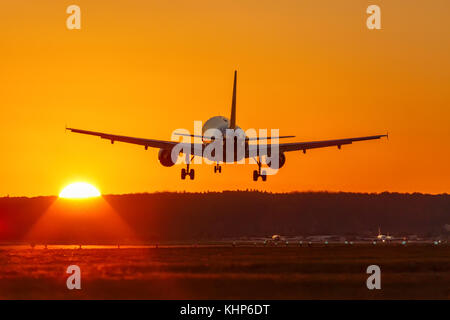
[67,71,387,181]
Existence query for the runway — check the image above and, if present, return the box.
[1,243,449,299]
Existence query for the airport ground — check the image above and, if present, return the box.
[0,243,449,299]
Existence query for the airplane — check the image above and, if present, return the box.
[376,227,393,242]
[271,234,282,242]
[67,70,388,181]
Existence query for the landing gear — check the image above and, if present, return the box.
[181,166,195,180]
[181,156,195,180]
[214,163,222,173]
[253,170,258,181]
[261,172,267,181]
[252,157,267,181]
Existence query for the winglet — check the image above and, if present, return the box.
[230,70,237,129]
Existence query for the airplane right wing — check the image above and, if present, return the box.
[278,134,388,153]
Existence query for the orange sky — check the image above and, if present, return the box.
[1,0,449,196]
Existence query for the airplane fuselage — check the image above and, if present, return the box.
[202,116,244,140]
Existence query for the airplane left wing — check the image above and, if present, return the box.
[66,127,179,150]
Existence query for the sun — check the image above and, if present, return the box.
[59,182,101,199]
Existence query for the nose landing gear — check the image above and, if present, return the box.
[214,163,222,173]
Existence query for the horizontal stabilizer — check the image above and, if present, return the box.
[173,133,211,139]
[174,132,296,141]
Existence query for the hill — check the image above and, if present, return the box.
[0,191,449,242]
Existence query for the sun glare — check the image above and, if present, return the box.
[59,182,101,199]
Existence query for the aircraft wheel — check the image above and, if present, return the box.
[189,169,195,180]
[253,170,258,181]
[218,166,222,173]
[181,168,186,180]
[261,170,267,182]
[214,166,217,173]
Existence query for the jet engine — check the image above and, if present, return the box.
[267,152,286,169]
[158,149,176,167]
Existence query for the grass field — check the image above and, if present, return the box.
[1,244,449,299]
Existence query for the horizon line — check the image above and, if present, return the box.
[1,190,448,199]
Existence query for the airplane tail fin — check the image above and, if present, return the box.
[230,70,237,129]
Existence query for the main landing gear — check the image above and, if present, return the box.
[253,157,267,182]
[181,156,195,180]
[214,163,222,173]
[181,166,194,180]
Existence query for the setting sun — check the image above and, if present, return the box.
[59,182,101,199]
